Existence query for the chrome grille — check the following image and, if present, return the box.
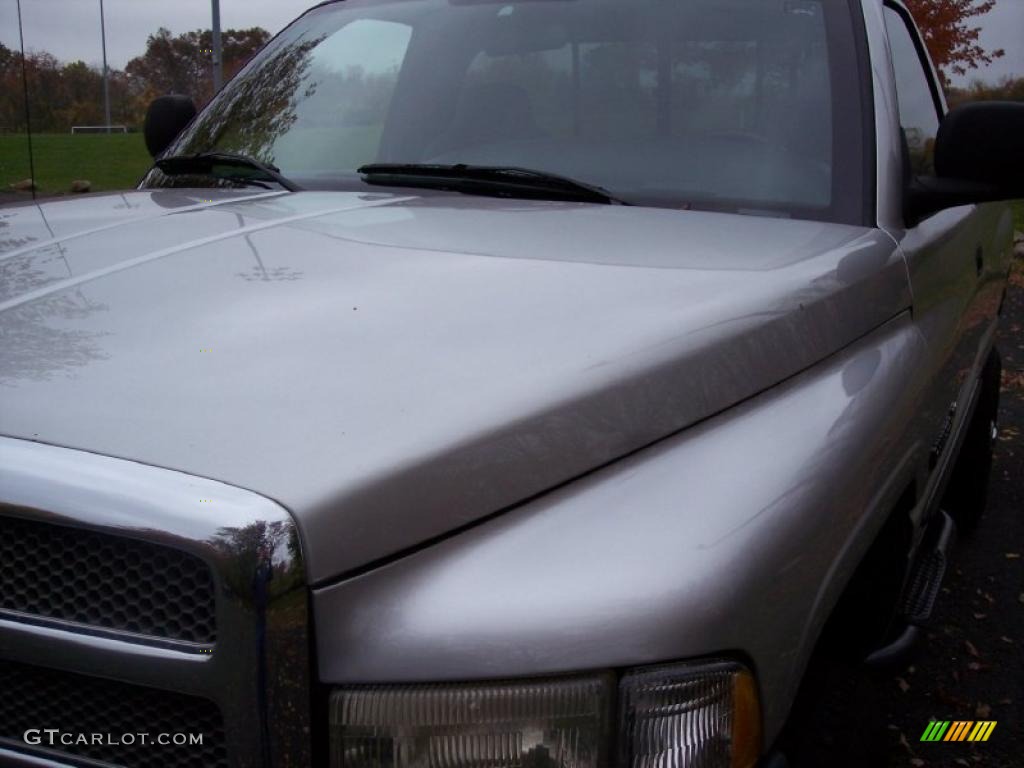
[0,658,228,767]
[0,515,216,644]
[0,438,313,768]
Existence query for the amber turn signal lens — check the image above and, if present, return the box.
[731,668,762,768]
[618,660,762,768]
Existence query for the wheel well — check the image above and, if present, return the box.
[818,481,917,660]
[776,481,920,765]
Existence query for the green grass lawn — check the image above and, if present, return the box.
[0,133,151,195]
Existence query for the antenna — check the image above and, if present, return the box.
[16,0,36,201]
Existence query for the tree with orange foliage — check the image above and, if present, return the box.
[903,0,1004,84]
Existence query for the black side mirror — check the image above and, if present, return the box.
[906,101,1024,223]
[144,95,197,158]
[936,101,1024,187]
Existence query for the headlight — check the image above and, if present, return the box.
[330,674,614,768]
[329,660,760,768]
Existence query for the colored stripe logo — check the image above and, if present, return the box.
[920,721,997,742]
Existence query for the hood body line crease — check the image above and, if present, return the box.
[0,191,288,264]
[0,196,415,314]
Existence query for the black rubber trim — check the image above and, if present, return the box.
[884,2,947,120]
[848,0,878,227]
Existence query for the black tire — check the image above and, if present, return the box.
[943,347,1001,532]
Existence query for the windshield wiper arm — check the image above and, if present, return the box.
[155,152,301,192]
[358,163,628,205]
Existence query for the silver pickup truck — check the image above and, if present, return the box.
[1,1,1021,766]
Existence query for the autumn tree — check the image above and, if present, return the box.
[0,45,147,132]
[0,43,25,132]
[126,27,271,108]
[903,0,1004,85]
[0,24,270,133]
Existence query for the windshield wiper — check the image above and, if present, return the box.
[155,152,301,192]
[358,163,628,205]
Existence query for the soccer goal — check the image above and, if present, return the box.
[70,125,129,134]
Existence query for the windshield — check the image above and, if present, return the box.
[142,0,868,224]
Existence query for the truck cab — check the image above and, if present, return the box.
[0,1,1021,766]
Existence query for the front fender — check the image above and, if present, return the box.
[313,312,926,743]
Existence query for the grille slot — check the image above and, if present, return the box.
[0,659,228,767]
[0,516,216,644]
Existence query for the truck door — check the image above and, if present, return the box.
[882,2,1000,492]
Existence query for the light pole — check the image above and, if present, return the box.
[211,0,223,93]
[99,0,111,132]
[16,0,36,199]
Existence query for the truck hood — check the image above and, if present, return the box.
[0,189,907,582]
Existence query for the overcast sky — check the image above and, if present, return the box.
[1,0,1022,86]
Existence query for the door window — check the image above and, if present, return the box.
[884,6,942,176]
